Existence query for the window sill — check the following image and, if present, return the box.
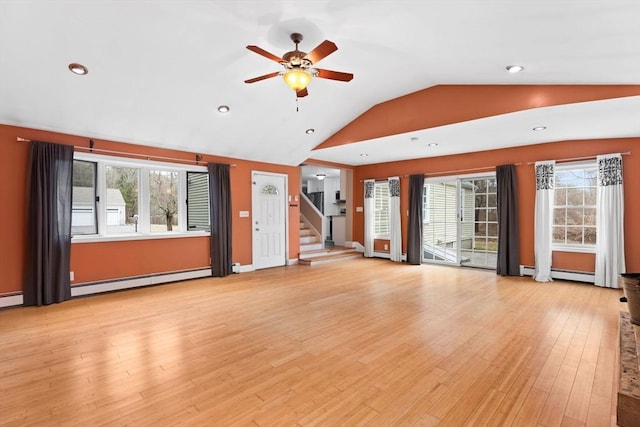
[72,231,210,244]
[552,245,596,254]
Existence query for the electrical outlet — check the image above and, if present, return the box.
[70,271,74,281]
[384,244,389,250]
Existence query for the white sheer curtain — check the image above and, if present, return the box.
[595,153,625,288]
[364,179,375,257]
[388,176,402,262]
[534,161,554,282]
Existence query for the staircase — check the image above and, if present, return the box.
[298,246,361,265]
[299,217,323,252]
[298,215,361,265]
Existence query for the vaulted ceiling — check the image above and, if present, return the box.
[1,1,639,167]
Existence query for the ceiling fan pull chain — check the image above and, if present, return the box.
[296,96,299,112]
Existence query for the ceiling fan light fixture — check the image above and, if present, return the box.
[283,68,312,92]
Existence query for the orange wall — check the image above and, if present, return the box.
[0,124,300,294]
[352,138,640,273]
[317,85,640,149]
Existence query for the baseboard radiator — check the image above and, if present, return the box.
[520,265,595,284]
[0,268,212,309]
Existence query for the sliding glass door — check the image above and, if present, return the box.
[422,175,497,269]
[423,180,459,264]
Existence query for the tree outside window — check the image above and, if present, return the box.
[553,166,597,247]
[150,170,179,232]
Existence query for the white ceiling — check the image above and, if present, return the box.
[1,1,639,168]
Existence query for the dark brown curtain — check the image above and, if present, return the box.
[496,164,520,276]
[23,141,74,306]
[407,174,424,265]
[208,163,232,277]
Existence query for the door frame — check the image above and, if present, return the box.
[251,170,289,269]
[423,171,497,268]
[423,177,461,265]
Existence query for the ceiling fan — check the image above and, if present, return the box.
[244,33,353,98]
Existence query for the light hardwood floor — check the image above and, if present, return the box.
[0,259,625,426]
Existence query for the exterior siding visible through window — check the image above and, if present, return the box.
[422,185,430,223]
[187,172,210,231]
[71,160,97,235]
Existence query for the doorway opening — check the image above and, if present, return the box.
[422,175,497,269]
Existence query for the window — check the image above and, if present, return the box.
[149,169,179,232]
[422,185,430,223]
[71,160,97,235]
[553,163,597,248]
[374,181,390,238]
[473,178,498,253]
[105,165,139,234]
[187,172,210,231]
[71,153,209,239]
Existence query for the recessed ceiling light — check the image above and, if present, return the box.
[533,126,547,131]
[506,65,524,73]
[68,63,88,75]
[217,105,230,113]
[410,137,419,142]
[305,128,315,134]
[360,153,368,157]
[427,143,439,147]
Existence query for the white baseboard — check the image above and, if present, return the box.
[0,268,214,308]
[72,268,212,296]
[520,265,595,284]
[350,241,365,253]
[0,294,23,308]
[237,264,254,273]
[372,251,407,262]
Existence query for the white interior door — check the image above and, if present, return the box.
[252,172,287,270]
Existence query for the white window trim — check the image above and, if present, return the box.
[551,160,597,253]
[72,152,209,243]
[422,184,431,224]
[374,181,390,239]
[552,244,596,254]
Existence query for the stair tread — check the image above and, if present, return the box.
[300,243,323,251]
[299,252,361,265]
[300,246,355,255]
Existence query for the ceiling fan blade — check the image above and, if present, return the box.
[246,45,283,63]
[296,88,308,98]
[304,40,338,64]
[244,71,280,84]
[315,68,354,82]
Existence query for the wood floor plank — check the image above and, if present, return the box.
[0,259,625,426]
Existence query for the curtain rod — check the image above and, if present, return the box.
[526,151,631,165]
[17,137,236,167]
[360,162,522,182]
